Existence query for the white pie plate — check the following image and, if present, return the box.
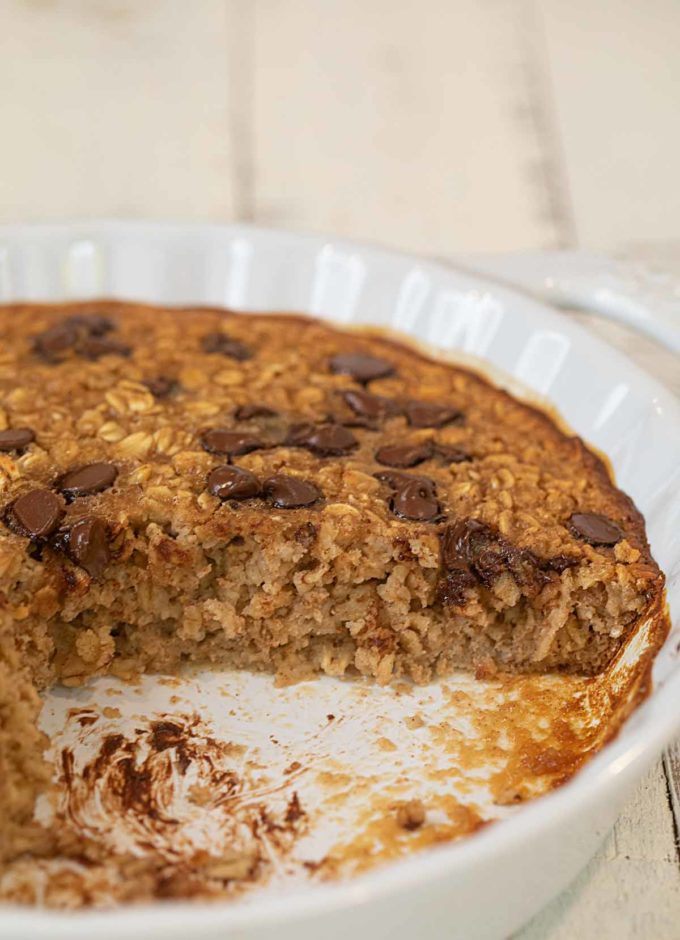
[0,221,679,940]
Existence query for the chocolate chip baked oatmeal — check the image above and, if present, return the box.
[0,300,664,870]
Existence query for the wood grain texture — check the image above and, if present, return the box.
[0,0,237,222]
[516,765,680,939]
[663,743,680,859]
[251,0,561,254]
[540,0,680,250]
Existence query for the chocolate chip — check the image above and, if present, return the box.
[286,423,358,457]
[200,429,264,457]
[64,313,115,336]
[339,389,399,421]
[33,322,79,361]
[263,475,322,508]
[78,336,131,360]
[329,353,395,384]
[439,520,496,606]
[375,440,433,468]
[58,462,118,498]
[33,316,127,362]
[568,512,623,546]
[144,376,180,398]
[374,471,440,522]
[62,516,111,578]
[391,477,440,522]
[0,428,35,452]
[441,519,524,585]
[436,444,471,464]
[201,332,252,361]
[5,489,63,539]
[235,404,277,421]
[438,519,546,606]
[405,401,464,428]
[207,465,262,500]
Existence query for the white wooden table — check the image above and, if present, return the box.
[0,1,679,934]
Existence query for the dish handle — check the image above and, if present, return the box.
[456,250,680,354]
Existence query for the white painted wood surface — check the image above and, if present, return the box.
[0,1,237,221]
[0,1,678,935]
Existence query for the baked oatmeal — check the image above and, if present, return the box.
[0,300,664,872]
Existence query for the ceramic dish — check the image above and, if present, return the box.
[0,222,678,940]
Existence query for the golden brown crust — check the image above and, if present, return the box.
[0,299,657,557]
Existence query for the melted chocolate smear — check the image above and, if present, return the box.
[149,720,186,751]
[263,475,322,508]
[5,488,64,539]
[375,440,433,468]
[201,429,264,457]
[285,792,305,825]
[58,462,118,498]
[286,423,358,457]
[78,732,175,823]
[149,720,193,776]
[201,332,252,361]
[59,711,314,897]
[61,748,75,788]
[0,427,35,452]
[117,757,164,821]
[84,733,126,781]
[207,465,262,500]
[405,401,464,428]
[329,353,395,384]
[568,512,623,546]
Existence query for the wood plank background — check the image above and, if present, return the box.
[2,0,680,256]
[0,1,679,935]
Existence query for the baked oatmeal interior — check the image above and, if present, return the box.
[0,300,664,872]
